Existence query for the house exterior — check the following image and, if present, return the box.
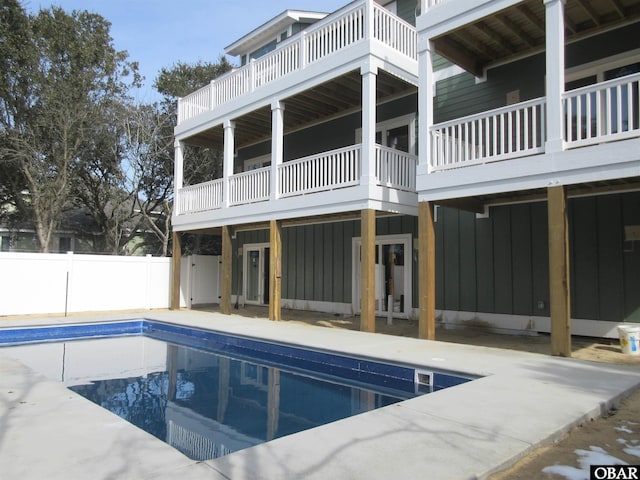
[171,0,640,355]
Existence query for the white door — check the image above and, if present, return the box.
[243,243,269,305]
[352,234,411,317]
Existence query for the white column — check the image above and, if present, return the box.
[418,35,434,175]
[544,0,566,153]
[361,62,378,186]
[271,101,285,201]
[174,140,184,214]
[364,0,374,41]
[223,120,235,208]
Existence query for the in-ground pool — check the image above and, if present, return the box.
[0,320,474,461]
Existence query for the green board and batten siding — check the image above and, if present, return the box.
[434,23,640,124]
[436,194,640,323]
[233,192,640,324]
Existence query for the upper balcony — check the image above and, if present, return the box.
[416,0,640,202]
[173,143,417,229]
[418,0,640,77]
[429,72,639,167]
[176,0,418,130]
[172,0,420,230]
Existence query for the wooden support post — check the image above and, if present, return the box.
[266,368,280,441]
[170,231,181,310]
[221,225,232,315]
[418,202,436,340]
[217,357,230,422]
[547,185,571,357]
[360,209,376,332]
[269,219,282,321]
[167,345,178,401]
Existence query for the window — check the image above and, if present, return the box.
[59,237,72,253]
[565,53,640,141]
[355,113,417,154]
[244,154,271,172]
[1,236,10,252]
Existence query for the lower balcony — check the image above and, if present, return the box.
[173,144,417,228]
[419,72,640,199]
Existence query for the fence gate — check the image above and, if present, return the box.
[181,255,221,308]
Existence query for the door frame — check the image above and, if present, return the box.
[351,233,412,318]
[243,242,270,305]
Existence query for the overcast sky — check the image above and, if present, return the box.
[24,0,349,101]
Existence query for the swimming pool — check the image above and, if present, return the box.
[0,319,474,461]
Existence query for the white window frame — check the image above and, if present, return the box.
[355,113,417,154]
[351,233,412,318]
[242,242,270,305]
[243,154,271,172]
[566,49,640,85]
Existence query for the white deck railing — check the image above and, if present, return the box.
[279,145,362,198]
[176,143,420,215]
[372,3,417,59]
[306,3,365,64]
[375,145,417,191]
[177,178,223,214]
[229,166,270,206]
[429,73,640,171]
[564,72,640,148]
[430,98,546,171]
[177,0,416,124]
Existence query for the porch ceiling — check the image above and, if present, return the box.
[438,176,640,213]
[185,70,417,151]
[432,0,640,77]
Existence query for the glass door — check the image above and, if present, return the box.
[243,244,269,305]
[381,242,406,314]
[352,234,411,317]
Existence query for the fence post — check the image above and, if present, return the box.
[145,254,152,310]
[65,251,74,316]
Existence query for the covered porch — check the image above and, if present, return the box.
[415,0,640,356]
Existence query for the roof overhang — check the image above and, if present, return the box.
[427,0,640,77]
[225,10,329,57]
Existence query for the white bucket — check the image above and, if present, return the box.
[617,325,640,355]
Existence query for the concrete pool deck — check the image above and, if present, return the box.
[1,310,639,479]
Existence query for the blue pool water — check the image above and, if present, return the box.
[0,320,474,461]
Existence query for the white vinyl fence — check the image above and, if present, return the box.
[0,252,221,317]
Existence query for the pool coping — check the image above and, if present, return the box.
[1,309,639,480]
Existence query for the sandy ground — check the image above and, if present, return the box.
[215,306,640,479]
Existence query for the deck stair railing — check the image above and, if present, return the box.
[564,71,640,148]
[177,178,223,214]
[177,0,416,124]
[229,166,270,206]
[429,98,546,171]
[375,145,417,191]
[279,145,362,197]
